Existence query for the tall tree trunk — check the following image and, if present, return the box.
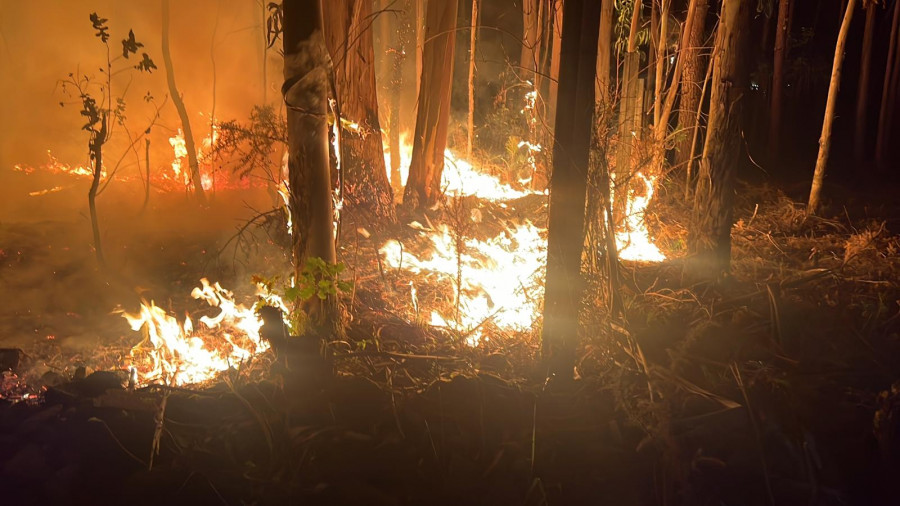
[416,0,425,95]
[403,0,458,210]
[161,0,206,204]
[768,0,792,157]
[323,0,395,224]
[388,0,410,191]
[88,116,107,267]
[542,0,601,379]
[548,0,564,132]
[283,0,338,331]
[520,0,543,84]
[467,0,479,159]
[595,0,614,104]
[650,0,700,173]
[674,0,709,170]
[854,1,876,162]
[650,0,661,125]
[688,0,750,278]
[878,0,900,169]
[807,0,856,215]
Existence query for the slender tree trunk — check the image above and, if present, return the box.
[388,0,410,191]
[595,0,614,104]
[628,0,642,53]
[143,135,151,211]
[768,0,792,156]
[323,0,395,223]
[403,0,458,209]
[651,0,661,125]
[467,0,479,159]
[685,39,715,199]
[876,3,900,170]
[261,1,268,105]
[877,0,900,170]
[675,0,709,170]
[161,0,206,204]
[808,0,856,215]
[416,0,425,95]
[650,0,699,174]
[88,116,107,267]
[548,0,564,132]
[521,0,542,84]
[283,0,338,331]
[688,0,750,278]
[542,0,601,379]
[854,1,876,162]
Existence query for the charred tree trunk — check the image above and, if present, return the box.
[542,0,601,379]
[283,0,338,332]
[595,0,614,104]
[688,0,750,279]
[768,0,792,157]
[807,0,856,215]
[854,1,876,162]
[877,0,900,170]
[161,0,206,204]
[403,0,458,210]
[674,0,709,170]
[323,0,395,224]
[467,0,479,159]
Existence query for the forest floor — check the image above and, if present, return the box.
[1,166,900,505]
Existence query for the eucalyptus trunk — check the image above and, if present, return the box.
[854,1,876,162]
[283,0,338,331]
[688,0,750,278]
[403,0,458,209]
[594,0,614,104]
[323,0,395,223]
[807,0,856,215]
[768,0,792,157]
[877,0,900,170]
[674,0,709,170]
[542,0,602,379]
[161,0,206,204]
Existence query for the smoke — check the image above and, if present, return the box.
[0,0,272,174]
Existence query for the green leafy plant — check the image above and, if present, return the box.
[253,258,352,335]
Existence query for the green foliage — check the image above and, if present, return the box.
[253,259,352,334]
[290,258,353,302]
[613,0,650,56]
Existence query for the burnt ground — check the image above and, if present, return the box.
[2,167,900,505]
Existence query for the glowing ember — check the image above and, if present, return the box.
[121,279,270,386]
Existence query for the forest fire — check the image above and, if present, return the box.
[6,0,900,504]
[121,279,270,386]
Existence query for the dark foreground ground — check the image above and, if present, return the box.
[2,170,900,505]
